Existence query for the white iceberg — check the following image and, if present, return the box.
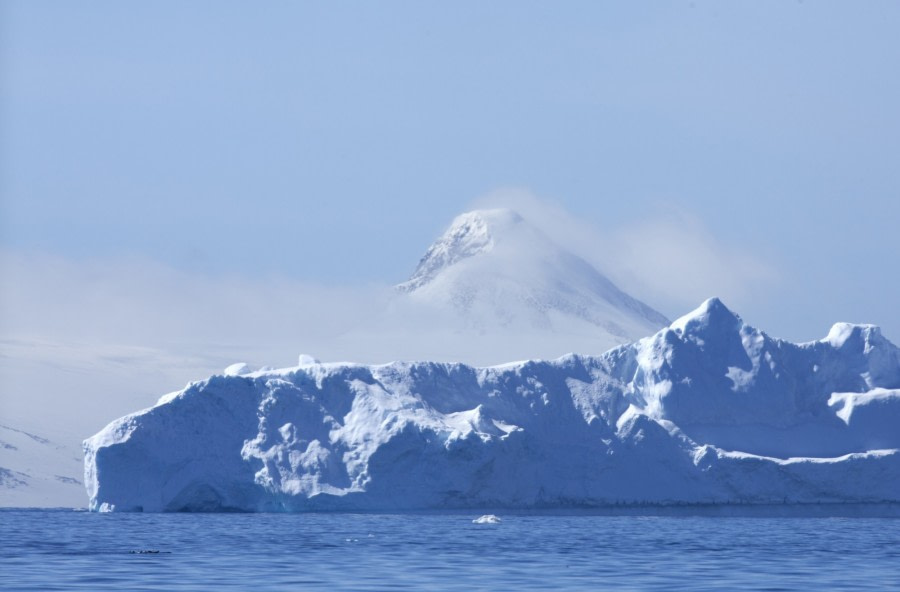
[473,514,501,524]
[83,298,900,512]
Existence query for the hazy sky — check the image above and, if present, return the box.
[2,1,899,344]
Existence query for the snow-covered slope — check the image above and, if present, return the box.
[0,424,84,508]
[395,209,668,343]
[84,299,900,512]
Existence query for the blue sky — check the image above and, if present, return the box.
[2,1,899,342]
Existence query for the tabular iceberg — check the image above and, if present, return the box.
[83,298,900,512]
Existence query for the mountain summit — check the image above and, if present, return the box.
[398,209,525,292]
[396,208,668,343]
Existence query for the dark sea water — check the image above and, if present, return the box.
[2,509,899,591]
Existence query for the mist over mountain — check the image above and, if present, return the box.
[4,208,897,510]
[3,207,674,507]
[335,208,670,365]
[398,208,668,335]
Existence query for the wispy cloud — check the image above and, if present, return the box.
[0,250,390,359]
[470,188,779,317]
[601,209,778,316]
[0,250,393,437]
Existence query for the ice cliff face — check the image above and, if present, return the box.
[84,298,900,512]
[395,209,669,341]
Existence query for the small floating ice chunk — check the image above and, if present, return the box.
[473,514,501,524]
[223,363,252,377]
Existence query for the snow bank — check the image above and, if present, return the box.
[83,299,900,512]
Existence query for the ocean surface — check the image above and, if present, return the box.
[2,510,899,591]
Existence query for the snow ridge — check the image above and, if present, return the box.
[84,299,900,512]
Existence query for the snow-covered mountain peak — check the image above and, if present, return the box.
[398,208,525,292]
[392,208,669,345]
[455,207,524,234]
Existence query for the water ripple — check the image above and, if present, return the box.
[1,511,899,591]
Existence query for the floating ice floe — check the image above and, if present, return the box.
[473,514,502,524]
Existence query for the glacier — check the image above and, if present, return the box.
[83,298,900,512]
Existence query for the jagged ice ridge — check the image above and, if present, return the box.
[84,298,900,512]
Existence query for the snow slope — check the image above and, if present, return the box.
[0,424,84,507]
[84,299,900,512]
